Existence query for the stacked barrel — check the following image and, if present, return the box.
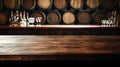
[0,0,119,26]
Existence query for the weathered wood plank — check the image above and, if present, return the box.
[0,35,120,60]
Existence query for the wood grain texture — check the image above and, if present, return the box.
[70,0,83,9]
[63,12,75,24]
[4,0,20,9]
[21,0,36,9]
[54,0,66,9]
[0,35,120,55]
[101,0,117,9]
[38,0,52,9]
[0,35,120,60]
[0,13,8,25]
[47,12,61,24]
[87,0,100,9]
[78,12,91,24]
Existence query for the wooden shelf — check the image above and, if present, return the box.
[0,25,120,29]
[0,25,120,35]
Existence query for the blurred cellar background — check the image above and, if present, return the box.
[0,0,119,26]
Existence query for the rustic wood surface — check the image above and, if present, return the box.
[63,12,75,24]
[70,0,83,9]
[47,12,60,24]
[0,35,120,55]
[4,0,20,9]
[0,35,120,60]
[101,0,117,9]
[0,13,8,25]
[37,0,52,9]
[54,0,66,9]
[87,0,100,9]
[21,0,36,9]
[78,12,91,24]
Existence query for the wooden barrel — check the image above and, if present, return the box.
[63,12,75,24]
[101,0,117,9]
[0,0,3,9]
[21,0,36,10]
[92,12,106,25]
[37,0,52,9]
[4,0,20,9]
[70,0,84,9]
[78,12,91,24]
[119,0,120,7]
[117,14,120,25]
[87,0,100,9]
[47,11,61,24]
[54,0,67,9]
[0,12,8,25]
[31,11,46,24]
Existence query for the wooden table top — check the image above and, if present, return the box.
[0,35,120,60]
[0,35,120,55]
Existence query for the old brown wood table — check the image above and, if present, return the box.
[0,35,120,60]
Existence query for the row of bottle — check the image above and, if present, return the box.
[102,11,119,26]
[9,10,42,27]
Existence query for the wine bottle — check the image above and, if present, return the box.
[26,12,29,27]
[23,11,27,27]
[9,11,14,27]
[18,11,23,27]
